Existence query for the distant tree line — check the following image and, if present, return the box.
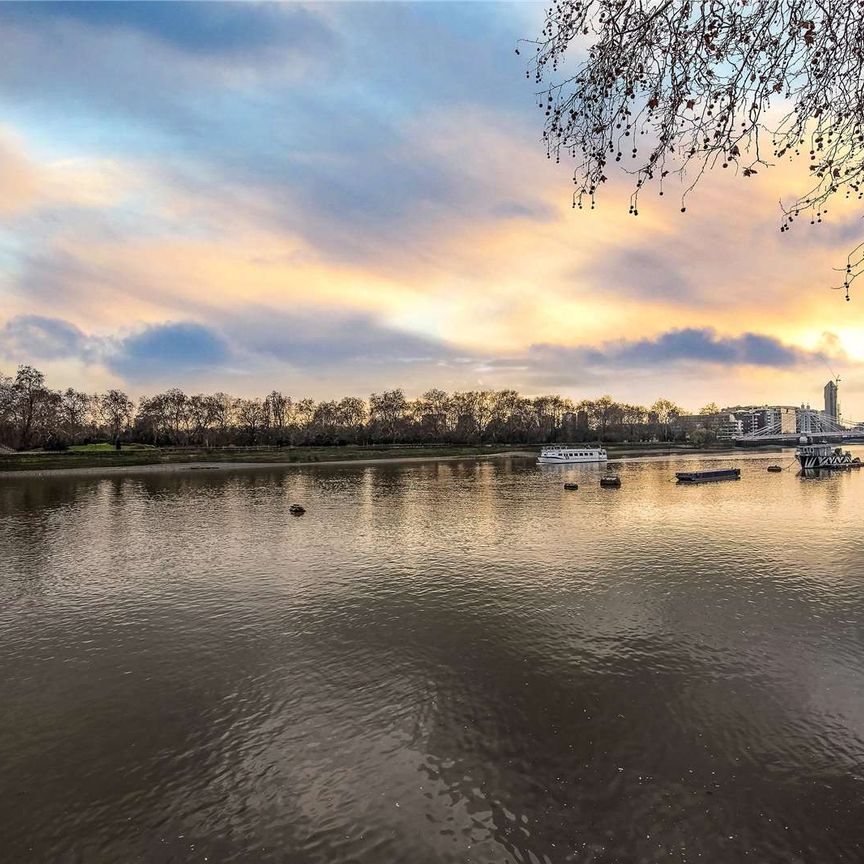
[0,365,688,451]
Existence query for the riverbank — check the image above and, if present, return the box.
[0,444,532,476]
[0,441,778,477]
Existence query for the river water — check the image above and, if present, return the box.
[1,451,863,863]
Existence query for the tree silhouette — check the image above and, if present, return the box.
[527,0,864,298]
[1,364,710,451]
[98,389,133,448]
[12,365,49,449]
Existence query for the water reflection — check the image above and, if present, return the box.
[1,450,863,862]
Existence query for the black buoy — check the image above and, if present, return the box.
[563,483,579,490]
[289,504,306,516]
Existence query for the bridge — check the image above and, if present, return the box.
[736,408,864,446]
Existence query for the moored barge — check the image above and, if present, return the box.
[676,468,741,483]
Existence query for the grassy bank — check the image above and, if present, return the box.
[0,443,535,473]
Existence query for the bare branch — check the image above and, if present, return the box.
[529,0,864,298]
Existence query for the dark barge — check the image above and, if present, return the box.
[675,468,741,483]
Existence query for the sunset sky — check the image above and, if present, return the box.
[1,2,863,417]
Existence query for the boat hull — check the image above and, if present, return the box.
[676,469,741,483]
[796,453,854,470]
[537,456,608,464]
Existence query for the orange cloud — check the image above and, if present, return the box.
[0,125,136,218]
[0,130,40,215]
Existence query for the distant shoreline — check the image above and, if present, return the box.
[0,442,785,478]
[0,452,529,478]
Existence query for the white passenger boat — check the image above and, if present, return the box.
[537,445,608,465]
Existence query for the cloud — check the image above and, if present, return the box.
[0,315,88,360]
[107,321,231,378]
[0,131,40,215]
[0,1,550,272]
[222,306,462,369]
[533,328,831,370]
[0,125,140,237]
[0,309,464,381]
[0,2,333,62]
[589,245,695,302]
[0,312,853,414]
[0,315,232,381]
[454,328,848,403]
[110,310,456,380]
[613,329,817,366]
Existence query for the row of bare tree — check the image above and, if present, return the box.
[0,365,686,450]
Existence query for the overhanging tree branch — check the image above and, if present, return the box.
[526,0,864,299]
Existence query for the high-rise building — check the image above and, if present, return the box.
[824,380,839,420]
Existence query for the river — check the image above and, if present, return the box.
[1,451,863,863]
